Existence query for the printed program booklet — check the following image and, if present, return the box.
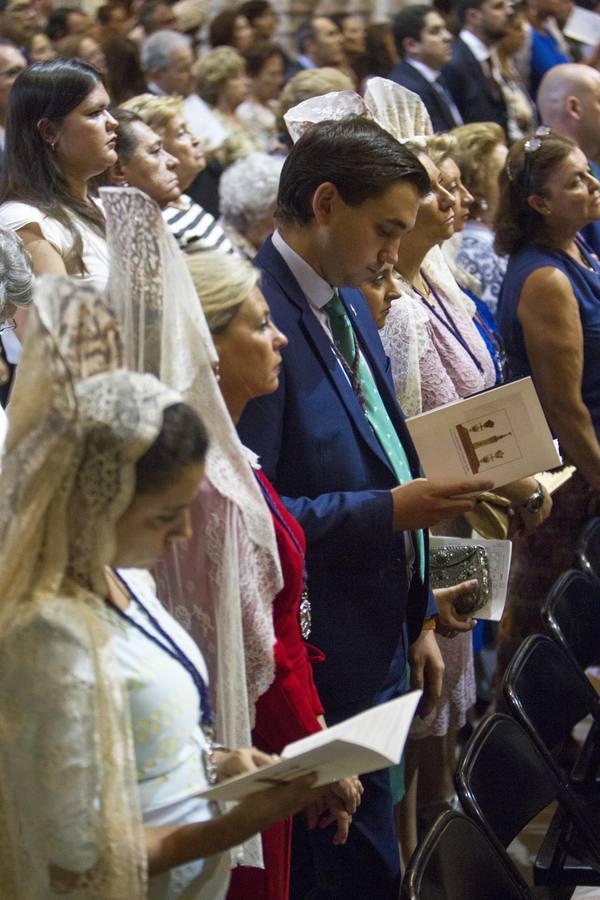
[406,377,561,490]
[198,691,422,802]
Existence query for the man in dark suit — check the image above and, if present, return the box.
[442,0,510,132]
[284,15,344,82]
[238,117,491,899]
[390,5,463,133]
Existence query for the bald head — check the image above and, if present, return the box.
[538,63,600,162]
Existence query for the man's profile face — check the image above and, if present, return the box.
[479,0,509,42]
[311,16,344,67]
[158,46,193,97]
[316,180,422,287]
[412,11,453,69]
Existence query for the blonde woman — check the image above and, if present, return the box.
[186,250,362,900]
[451,122,509,316]
[193,47,262,168]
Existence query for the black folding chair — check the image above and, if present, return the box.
[456,712,594,890]
[503,635,600,880]
[543,570,600,784]
[577,518,600,583]
[400,810,531,900]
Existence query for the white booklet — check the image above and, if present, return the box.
[429,535,512,621]
[198,690,422,803]
[406,378,561,490]
[564,6,600,45]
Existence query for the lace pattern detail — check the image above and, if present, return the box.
[102,188,281,870]
[0,283,177,897]
[284,77,434,145]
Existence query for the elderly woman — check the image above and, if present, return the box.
[218,152,283,259]
[495,130,600,684]
[194,46,262,168]
[110,108,234,255]
[450,123,509,317]
[237,41,286,152]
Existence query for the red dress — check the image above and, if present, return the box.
[227,469,324,900]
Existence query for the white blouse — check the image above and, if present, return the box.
[111,568,230,900]
[0,201,109,293]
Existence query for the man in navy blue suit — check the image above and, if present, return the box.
[238,117,491,899]
[442,0,510,132]
[390,5,463,133]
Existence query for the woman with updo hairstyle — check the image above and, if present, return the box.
[0,59,117,290]
[193,46,262,168]
[495,130,600,689]
[450,122,508,317]
[186,249,362,900]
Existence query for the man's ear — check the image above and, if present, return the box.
[527,193,550,216]
[108,158,128,186]
[404,35,420,57]
[312,182,338,224]
[566,94,581,121]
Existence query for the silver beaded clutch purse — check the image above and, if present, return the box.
[429,545,491,615]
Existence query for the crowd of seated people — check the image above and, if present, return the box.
[0,0,598,897]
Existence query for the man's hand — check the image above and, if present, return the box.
[305,788,354,845]
[391,478,494,531]
[409,628,444,718]
[433,580,479,638]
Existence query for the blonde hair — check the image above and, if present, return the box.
[187,250,260,333]
[193,46,245,106]
[278,67,354,133]
[120,92,183,137]
[449,122,506,199]
[425,133,457,167]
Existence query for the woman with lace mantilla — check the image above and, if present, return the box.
[0,283,324,899]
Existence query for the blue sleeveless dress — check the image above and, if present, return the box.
[497,239,600,439]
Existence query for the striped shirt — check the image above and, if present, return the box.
[162,195,235,256]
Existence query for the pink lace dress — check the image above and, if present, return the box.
[380,251,496,736]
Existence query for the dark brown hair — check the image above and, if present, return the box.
[494,132,577,255]
[276,116,430,225]
[135,402,209,493]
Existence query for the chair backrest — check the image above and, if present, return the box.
[543,569,600,671]
[577,517,600,582]
[503,634,599,773]
[456,713,559,849]
[400,811,531,900]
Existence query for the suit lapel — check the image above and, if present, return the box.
[257,239,395,474]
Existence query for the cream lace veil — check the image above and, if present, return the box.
[101,187,281,867]
[0,277,180,898]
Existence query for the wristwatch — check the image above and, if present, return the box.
[524,479,545,512]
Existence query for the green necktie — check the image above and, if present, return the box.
[326,291,425,581]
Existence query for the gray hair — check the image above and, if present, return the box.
[140,29,191,73]
[219,153,284,232]
[0,228,33,316]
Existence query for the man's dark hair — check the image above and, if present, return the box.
[295,18,317,55]
[239,0,271,25]
[46,6,75,41]
[393,5,432,57]
[276,116,430,225]
[456,0,485,27]
[243,39,284,77]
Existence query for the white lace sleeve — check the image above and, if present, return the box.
[0,600,102,885]
[381,294,429,417]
